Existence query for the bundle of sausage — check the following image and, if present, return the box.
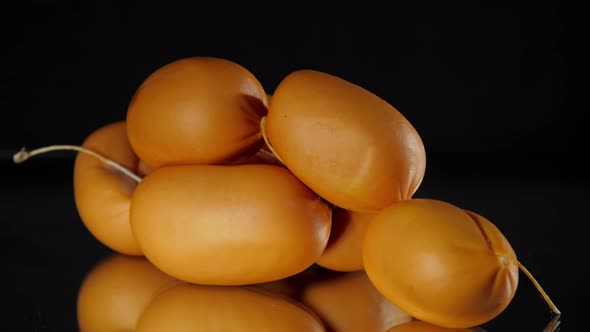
[15,57,558,329]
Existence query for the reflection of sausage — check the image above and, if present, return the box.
[385,320,486,332]
[126,57,267,168]
[77,254,178,332]
[130,164,331,285]
[265,69,426,212]
[316,208,375,272]
[301,271,412,332]
[73,121,142,255]
[136,283,325,332]
[364,199,518,328]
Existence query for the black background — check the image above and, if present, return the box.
[1,1,585,331]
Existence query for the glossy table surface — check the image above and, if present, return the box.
[2,152,585,331]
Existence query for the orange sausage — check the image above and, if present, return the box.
[363,199,518,328]
[135,283,326,331]
[300,271,412,332]
[73,121,142,255]
[130,164,331,285]
[265,70,426,212]
[77,254,178,332]
[315,208,376,272]
[126,57,267,168]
